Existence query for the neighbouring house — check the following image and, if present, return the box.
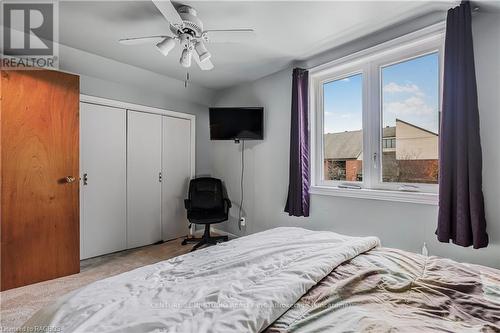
[324,119,438,183]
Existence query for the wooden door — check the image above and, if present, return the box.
[162,116,192,241]
[127,110,162,249]
[80,103,126,259]
[1,70,80,291]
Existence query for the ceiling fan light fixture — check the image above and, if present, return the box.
[194,41,211,62]
[180,48,192,68]
[199,52,211,63]
[156,37,176,56]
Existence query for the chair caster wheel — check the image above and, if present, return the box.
[181,239,188,245]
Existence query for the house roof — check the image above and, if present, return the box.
[324,130,363,160]
[383,126,395,138]
[324,126,396,160]
[324,120,437,160]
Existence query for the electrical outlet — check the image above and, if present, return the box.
[239,217,246,226]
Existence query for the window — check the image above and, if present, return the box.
[383,137,396,149]
[381,53,440,184]
[323,73,363,182]
[310,29,443,204]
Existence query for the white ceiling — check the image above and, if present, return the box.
[59,1,461,90]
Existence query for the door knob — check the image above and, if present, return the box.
[65,176,76,183]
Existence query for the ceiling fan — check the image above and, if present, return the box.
[119,0,255,71]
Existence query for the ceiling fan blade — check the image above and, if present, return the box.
[119,36,168,45]
[203,29,255,44]
[152,0,184,29]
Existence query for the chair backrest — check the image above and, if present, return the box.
[188,177,225,210]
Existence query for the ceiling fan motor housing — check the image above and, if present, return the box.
[175,5,204,37]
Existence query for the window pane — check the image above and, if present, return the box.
[381,53,439,184]
[323,73,363,181]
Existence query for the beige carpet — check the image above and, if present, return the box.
[0,238,193,331]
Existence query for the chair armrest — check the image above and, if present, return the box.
[184,199,191,210]
[224,198,232,210]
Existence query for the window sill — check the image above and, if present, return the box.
[309,186,438,205]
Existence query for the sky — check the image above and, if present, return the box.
[323,52,439,134]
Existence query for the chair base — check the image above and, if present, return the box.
[181,224,228,251]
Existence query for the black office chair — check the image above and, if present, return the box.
[181,177,231,251]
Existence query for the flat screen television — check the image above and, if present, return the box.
[209,107,264,140]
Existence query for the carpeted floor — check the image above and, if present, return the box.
[0,238,194,331]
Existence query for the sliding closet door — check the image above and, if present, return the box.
[162,116,192,241]
[80,103,127,259]
[127,111,162,248]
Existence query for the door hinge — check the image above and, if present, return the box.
[83,173,88,186]
[159,171,162,183]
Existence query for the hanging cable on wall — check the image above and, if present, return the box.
[238,140,245,230]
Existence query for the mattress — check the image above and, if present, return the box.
[266,247,500,332]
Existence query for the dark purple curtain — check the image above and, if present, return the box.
[436,1,488,249]
[285,68,310,217]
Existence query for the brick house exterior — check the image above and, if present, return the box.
[346,160,362,181]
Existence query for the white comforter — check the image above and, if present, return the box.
[23,227,380,333]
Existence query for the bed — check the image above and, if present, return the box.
[22,227,500,332]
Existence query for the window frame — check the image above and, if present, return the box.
[309,25,445,205]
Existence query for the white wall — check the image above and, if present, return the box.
[58,44,215,175]
[211,12,500,268]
